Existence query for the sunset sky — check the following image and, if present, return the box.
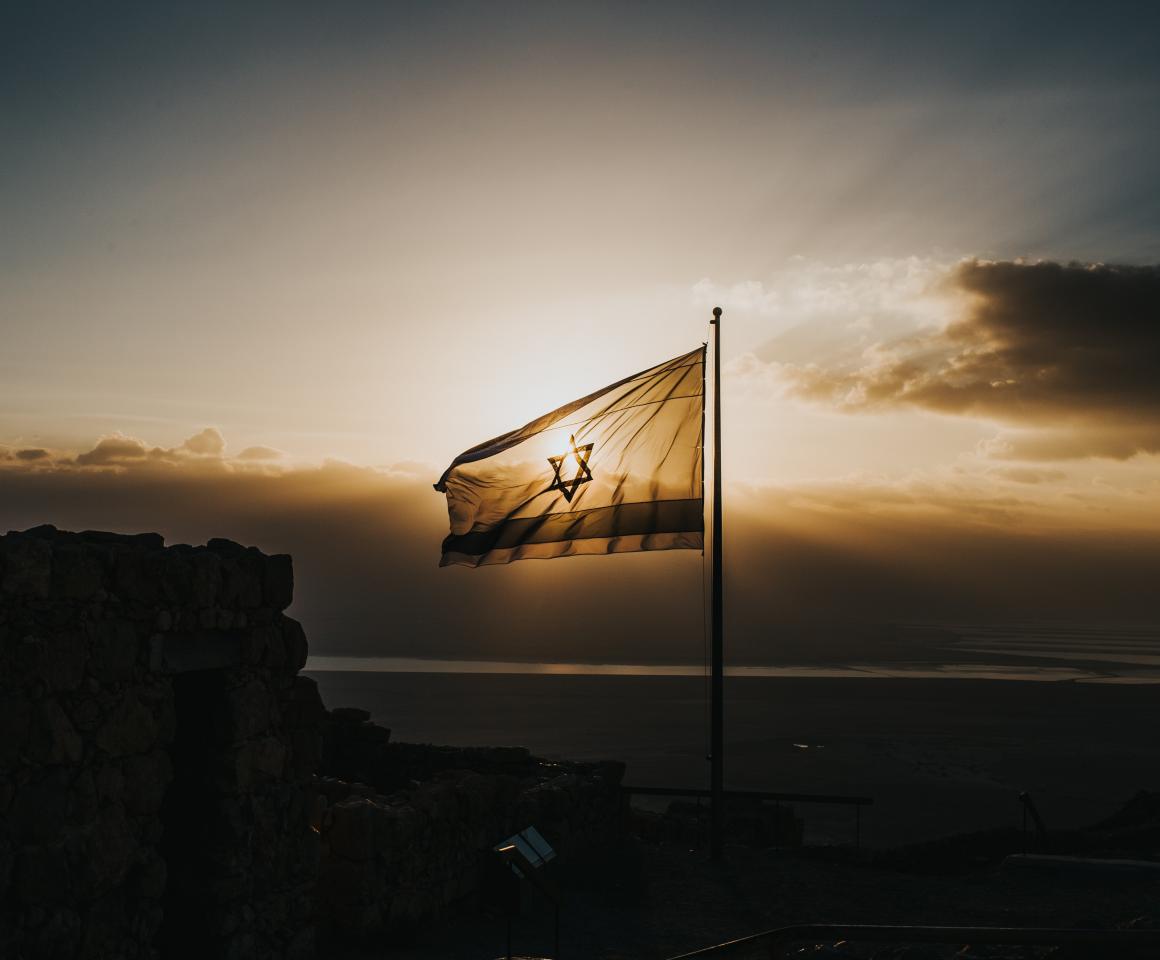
[4,2,1159,660]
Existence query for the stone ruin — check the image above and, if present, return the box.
[0,526,626,958]
[313,710,624,945]
[0,526,323,959]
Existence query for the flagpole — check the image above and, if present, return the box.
[709,305,725,860]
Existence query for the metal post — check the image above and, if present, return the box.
[710,306,725,860]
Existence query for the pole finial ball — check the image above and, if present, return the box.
[712,306,723,318]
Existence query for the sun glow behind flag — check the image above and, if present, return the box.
[435,347,705,567]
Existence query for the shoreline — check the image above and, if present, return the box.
[304,654,1160,683]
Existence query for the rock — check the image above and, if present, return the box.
[52,544,106,600]
[112,547,164,604]
[43,631,87,692]
[327,799,382,861]
[0,693,31,764]
[131,852,167,899]
[263,554,294,610]
[2,535,51,597]
[87,620,139,683]
[331,707,372,724]
[225,680,273,741]
[79,530,164,550]
[95,694,157,757]
[94,763,124,803]
[28,700,83,764]
[279,617,309,674]
[81,807,137,893]
[122,751,172,815]
[189,551,223,607]
[16,845,70,903]
[11,771,72,843]
[288,675,327,726]
[206,537,247,557]
[223,737,288,791]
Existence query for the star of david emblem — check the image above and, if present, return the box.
[547,434,594,503]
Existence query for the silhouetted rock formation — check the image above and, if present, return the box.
[0,526,323,960]
[314,706,625,944]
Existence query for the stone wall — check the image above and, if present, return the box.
[0,526,323,960]
[314,708,625,944]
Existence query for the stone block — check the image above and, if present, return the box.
[122,750,172,816]
[290,729,323,780]
[30,906,82,957]
[318,854,376,903]
[67,695,104,733]
[131,851,167,900]
[11,770,71,843]
[263,554,294,610]
[1,536,51,597]
[44,630,88,692]
[288,675,327,727]
[206,537,247,557]
[222,555,264,608]
[160,551,194,605]
[95,694,157,757]
[16,845,70,903]
[279,617,309,674]
[223,737,287,792]
[52,544,106,600]
[88,620,140,683]
[79,890,128,958]
[80,807,137,894]
[27,699,82,765]
[225,680,273,742]
[330,706,371,724]
[113,547,164,604]
[79,529,163,550]
[0,693,31,765]
[94,763,125,803]
[326,799,381,861]
[190,550,223,607]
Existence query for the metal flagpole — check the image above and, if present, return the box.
[709,305,725,860]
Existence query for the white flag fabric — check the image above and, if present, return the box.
[435,347,705,567]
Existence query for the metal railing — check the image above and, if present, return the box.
[666,923,1160,959]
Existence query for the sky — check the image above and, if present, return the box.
[3,2,1160,660]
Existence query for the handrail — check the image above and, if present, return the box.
[665,923,1160,959]
[623,786,873,806]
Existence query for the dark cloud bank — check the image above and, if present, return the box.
[785,260,1160,459]
[1,457,1157,663]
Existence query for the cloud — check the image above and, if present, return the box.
[778,260,1160,459]
[2,432,1159,663]
[989,467,1067,485]
[15,448,49,461]
[181,427,225,457]
[69,428,232,470]
[75,433,150,466]
[236,445,284,461]
[694,257,949,328]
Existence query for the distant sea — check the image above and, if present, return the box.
[305,624,1160,848]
